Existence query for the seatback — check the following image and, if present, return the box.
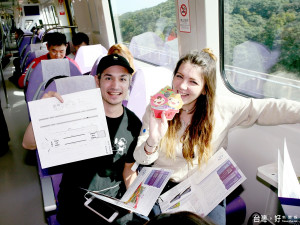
[18,35,32,55]
[22,50,49,87]
[23,49,49,72]
[38,29,45,41]
[23,30,33,35]
[75,44,107,74]
[21,43,48,71]
[90,54,105,76]
[126,66,172,120]
[26,58,82,103]
[45,75,97,95]
[20,35,40,58]
[31,35,39,44]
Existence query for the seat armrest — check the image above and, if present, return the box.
[40,176,57,212]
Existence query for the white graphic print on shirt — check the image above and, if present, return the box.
[113,137,127,155]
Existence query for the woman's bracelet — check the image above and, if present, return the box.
[146,139,156,148]
[144,139,158,155]
[144,145,158,155]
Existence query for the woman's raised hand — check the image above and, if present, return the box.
[148,110,168,146]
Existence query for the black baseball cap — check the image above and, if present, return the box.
[96,54,134,76]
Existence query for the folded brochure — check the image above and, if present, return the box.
[158,148,246,216]
[89,167,173,217]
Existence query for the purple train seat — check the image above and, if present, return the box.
[26,58,82,103]
[36,76,97,225]
[21,43,48,72]
[31,34,39,44]
[226,196,246,224]
[125,68,146,120]
[75,44,108,74]
[23,30,33,35]
[18,35,32,55]
[45,75,97,95]
[23,49,49,74]
[90,54,107,76]
[38,29,45,41]
[20,35,40,58]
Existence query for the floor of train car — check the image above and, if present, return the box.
[0,57,47,225]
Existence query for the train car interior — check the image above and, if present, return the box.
[0,0,299,225]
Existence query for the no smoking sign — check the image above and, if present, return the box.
[178,0,191,32]
[180,4,187,16]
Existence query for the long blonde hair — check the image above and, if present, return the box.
[161,48,217,166]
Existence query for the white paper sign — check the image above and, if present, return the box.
[29,88,112,168]
[178,0,191,33]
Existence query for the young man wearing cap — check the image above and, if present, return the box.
[22,54,145,224]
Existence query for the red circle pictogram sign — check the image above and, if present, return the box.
[180,4,187,17]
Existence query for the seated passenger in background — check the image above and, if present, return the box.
[35,27,41,35]
[67,32,90,59]
[7,28,25,85]
[18,32,80,88]
[14,28,24,45]
[22,54,146,225]
[30,26,36,34]
[133,49,300,225]
[108,43,135,75]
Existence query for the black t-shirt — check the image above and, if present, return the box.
[106,114,134,162]
[88,108,140,193]
[57,107,142,224]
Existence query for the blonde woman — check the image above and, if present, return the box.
[134,49,300,224]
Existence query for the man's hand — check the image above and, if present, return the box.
[42,91,64,103]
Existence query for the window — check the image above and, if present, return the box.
[42,8,50,25]
[24,20,33,30]
[109,0,179,69]
[50,5,59,25]
[221,0,300,101]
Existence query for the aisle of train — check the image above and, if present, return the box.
[0,58,47,225]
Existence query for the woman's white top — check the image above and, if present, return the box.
[133,95,300,182]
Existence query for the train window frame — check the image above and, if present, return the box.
[108,0,179,70]
[219,0,300,102]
